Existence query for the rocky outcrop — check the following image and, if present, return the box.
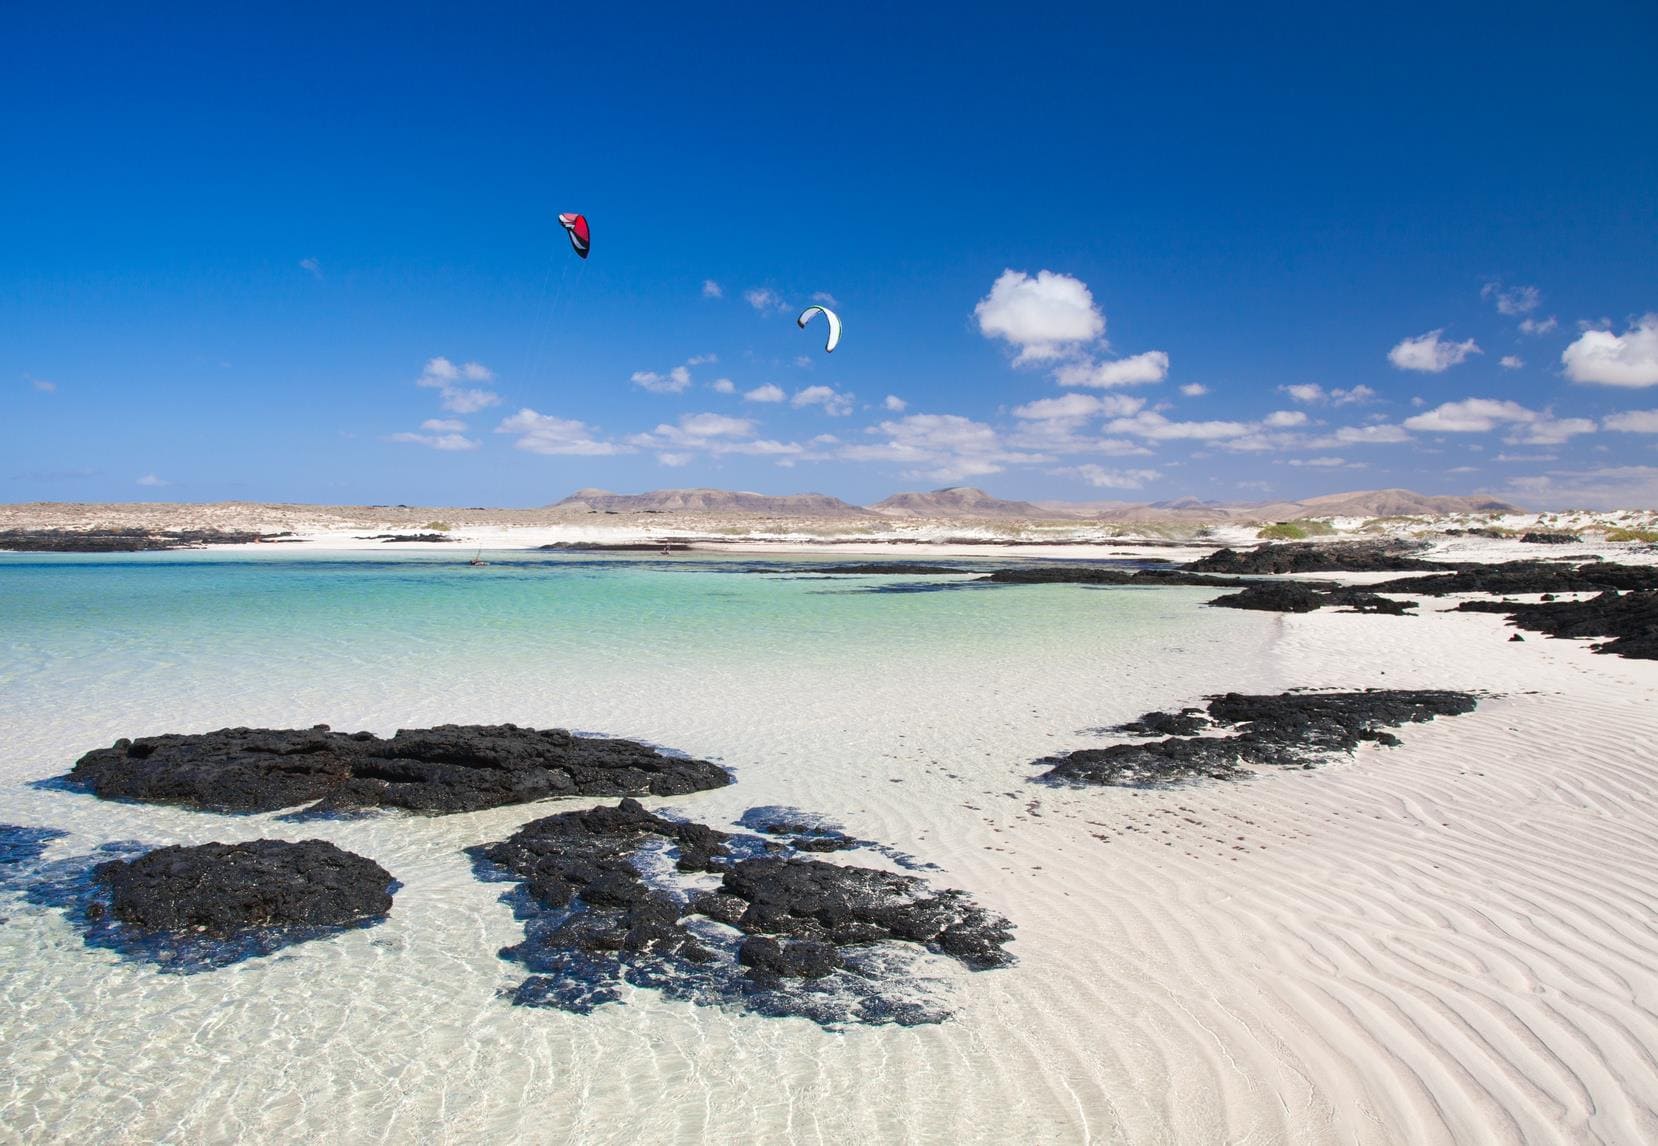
[473,799,1013,1027]
[1037,690,1478,787]
[1207,584,1416,615]
[68,724,731,815]
[1184,540,1445,574]
[1520,531,1582,544]
[0,529,289,552]
[806,563,970,575]
[1458,591,1658,660]
[92,839,393,934]
[1371,561,1658,596]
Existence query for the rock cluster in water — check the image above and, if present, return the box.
[472,798,1013,1027]
[92,839,393,934]
[0,528,290,552]
[1037,689,1479,787]
[68,724,731,815]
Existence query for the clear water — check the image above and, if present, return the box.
[0,551,1284,1142]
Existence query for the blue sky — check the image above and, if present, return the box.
[5,3,1657,509]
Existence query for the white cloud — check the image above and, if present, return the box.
[883,394,907,412]
[1403,398,1596,445]
[710,378,736,394]
[416,356,500,412]
[421,418,466,432]
[29,377,56,393]
[1264,410,1308,427]
[1288,457,1349,467]
[1500,465,1658,510]
[390,430,479,451]
[1561,315,1658,387]
[1500,355,1524,370]
[678,412,754,438]
[744,383,785,403]
[1482,281,1540,316]
[1388,330,1482,373]
[1602,409,1658,432]
[744,287,789,314]
[973,269,1104,364]
[631,366,692,395]
[792,385,854,416]
[1333,385,1378,406]
[657,452,694,467]
[1058,464,1161,489]
[702,280,723,299]
[495,409,624,455]
[687,354,718,366]
[136,474,169,487]
[1519,316,1558,335]
[1324,423,1412,445]
[1179,383,1208,397]
[812,291,839,307]
[299,257,322,279]
[842,413,1047,482]
[1104,410,1249,440]
[1011,393,1106,421]
[1055,349,1170,389]
[1281,383,1325,403]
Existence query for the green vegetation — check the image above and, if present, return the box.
[1257,522,1308,540]
[423,521,453,532]
[1605,527,1658,543]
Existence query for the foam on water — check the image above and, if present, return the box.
[0,550,1283,1141]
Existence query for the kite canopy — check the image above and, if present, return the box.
[797,304,841,352]
[558,213,590,258]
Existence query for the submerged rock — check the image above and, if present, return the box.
[1037,689,1478,787]
[68,723,731,815]
[805,563,970,575]
[472,798,1013,1027]
[1458,591,1658,660]
[1184,540,1445,574]
[94,839,394,934]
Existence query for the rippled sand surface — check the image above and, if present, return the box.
[2,551,1656,1143]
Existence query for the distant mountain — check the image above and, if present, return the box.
[549,487,877,517]
[868,487,1056,518]
[1275,488,1519,518]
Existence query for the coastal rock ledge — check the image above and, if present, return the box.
[68,724,731,815]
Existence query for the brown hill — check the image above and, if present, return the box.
[549,488,877,517]
[868,487,1057,518]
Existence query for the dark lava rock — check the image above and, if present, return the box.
[95,839,393,935]
[1520,531,1582,544]
[980,566,1315,589]
[1372,561,1658,596]
[1458,591,1658,660]
[472,798,1013,1027]
[68,723,731,815]
[538,541,698,551]
[805,563,969,575]
[0,529,288,552]
[1037,689,1478,787]
[358,533,457,543]
[1116,708,1209,737]
[1207,584,1416,616]
[1184,540,1445,574]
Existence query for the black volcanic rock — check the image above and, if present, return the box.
[1184,540,1444,574]
[94,839,393,935]
[1520,531,1582,544]
[68,724,731,815]
[473,798,1013,1027]
[1037,689,1478,787]
[1207,584,1416,615]
[358,533,456,543]
[1458,591,1658,659]
[980,566,1305,588]
[1371,561,1658,596]
[0,528,288,552]
[805,563,970,575]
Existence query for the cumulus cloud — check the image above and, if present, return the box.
[416,356,500,412]
[811,291,839,307]
[136,474,169,487]
[1287,457,1350,467]
[744,383,785,403]
[1403,398,1596,445]
[390,429,479,451]
[710,378,736,394]
[687,354,718,366]
[973,269,1104,364]
[1500,355,1524,370]
[1500,465,1658,510]
[701,280,723,299]
[1104,410,1250,440]
[626,412,806,463]
[1388,330,1482,373]
[883,394,907,412]
[631,366,693,395]
[792,385,854,416]
[1179,383,1208,397]
[842,413,1046,482]
[1519,316,1558,335]
[1561,315,1658,387]
[1319,424,1412,445]
[1482,281,1540,316]
[496,409,624,455]
[1602,409,1658,432]
[1263,410,1308,427]
[421,418,466,432]
[1055,349,1170,389]
[1280,383,1325,403]
[744,287,789,314]
[1058,464,1161,489]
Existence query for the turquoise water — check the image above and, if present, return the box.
[0,551,1285,1142]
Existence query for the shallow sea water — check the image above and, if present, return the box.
[0,551,1283,1143]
